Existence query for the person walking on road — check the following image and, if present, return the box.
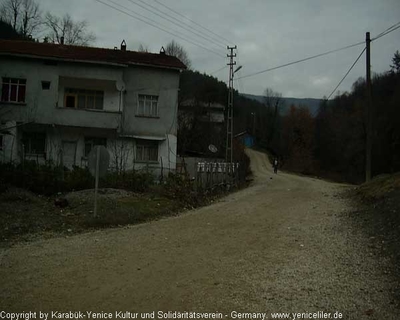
[273,158,279,174]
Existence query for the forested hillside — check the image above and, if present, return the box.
[178,70,265,158]
[241,93,322,116]
[179,51,400,183]
[274,51,400,183]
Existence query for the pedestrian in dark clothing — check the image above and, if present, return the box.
[273,158,278,174]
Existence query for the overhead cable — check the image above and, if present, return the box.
[236,41,365,80]
[325,47,366,100]
[152,0,233,44]
[129,0,227,49]
[94,0,226,58]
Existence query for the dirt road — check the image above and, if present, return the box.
[0,150,398,319]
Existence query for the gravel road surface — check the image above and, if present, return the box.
[0,149,398,319]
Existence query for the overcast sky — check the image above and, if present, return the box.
[39,0,400,98]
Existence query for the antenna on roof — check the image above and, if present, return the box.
[160,46,165,55]
[121,40,126,51]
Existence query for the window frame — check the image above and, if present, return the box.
[41,81,51,90]
[136,94,159,117]
[64,88,104,110]
[1,77,27,103]
[135,140,159,162]
[22,132,46,156]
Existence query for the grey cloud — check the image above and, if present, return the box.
[39,0,400,98]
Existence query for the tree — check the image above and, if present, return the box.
[0,0,41,37]
[165,40,191,69]
[281,105,315,174]
[390,50,400,74]
[263,88,283,148]
[137,43,150,52]
[44,12,95,46]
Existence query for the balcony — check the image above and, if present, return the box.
[51,76,123,129]
[51,107,121,129]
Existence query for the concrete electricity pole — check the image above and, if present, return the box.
[365,32,372,182]
[226,45,237,164]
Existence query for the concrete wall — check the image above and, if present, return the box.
[1,55,181,172]
[122,66,180,137]
[0,56,124,129]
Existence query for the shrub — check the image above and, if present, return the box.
[64,166,94,191]
[0,162,154,195]
[102,170,154,192]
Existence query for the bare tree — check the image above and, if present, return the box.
[165,40,191,69]
[0,0,41,37]
[109,139,132,174]
[44,12,96,46]
[137,43,150,52]
[263,88,283,147]
[264,88,282,111]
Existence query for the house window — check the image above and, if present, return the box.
[41,81,51,90]
[0,135,3,150]
[137,94,158,117]
[64,88,104,110]
[136,140,158,162]
[1,78,26,103]
[22,132,46,155]
[84,137,107,157]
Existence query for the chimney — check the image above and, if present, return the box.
[121,40,126,51]
[60,36,64,45]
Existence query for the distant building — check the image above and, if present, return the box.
[234,131,254,148]
[0,39,186,174]
[179,99,225,124]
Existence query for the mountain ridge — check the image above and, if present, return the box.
[241,93,322,116]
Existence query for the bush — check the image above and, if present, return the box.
[64,166,94,191]
[0,162,154,195]
[163,172,204,207]
[102,170,154,192]
[0,161,63,195]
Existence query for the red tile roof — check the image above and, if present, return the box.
[0,40,187,70]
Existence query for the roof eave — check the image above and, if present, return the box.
[0,52,129,67]
[0,52,185,70]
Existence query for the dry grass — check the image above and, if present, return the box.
[355,172,400,201]
[0,188,184,247]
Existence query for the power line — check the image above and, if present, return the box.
[129,0,227,50]
[152,0,233,45]
[372,22,400,41]
[325,47,366,100]
[373,21,400,39]
[93,0,225,58]
[107,0,225,57]
[210,65,228,75]
[236,41,365,80]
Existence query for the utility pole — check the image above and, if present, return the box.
[226,45,237,164]
[365,32,372,182]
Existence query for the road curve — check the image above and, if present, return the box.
[0,149,398,319]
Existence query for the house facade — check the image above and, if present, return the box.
[0,40,186,175]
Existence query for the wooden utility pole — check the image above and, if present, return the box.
[225,45,237,164]
[365,32,372,182]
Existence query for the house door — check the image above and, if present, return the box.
[62,141,77,168]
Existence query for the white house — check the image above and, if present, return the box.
[0,39,186,175]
